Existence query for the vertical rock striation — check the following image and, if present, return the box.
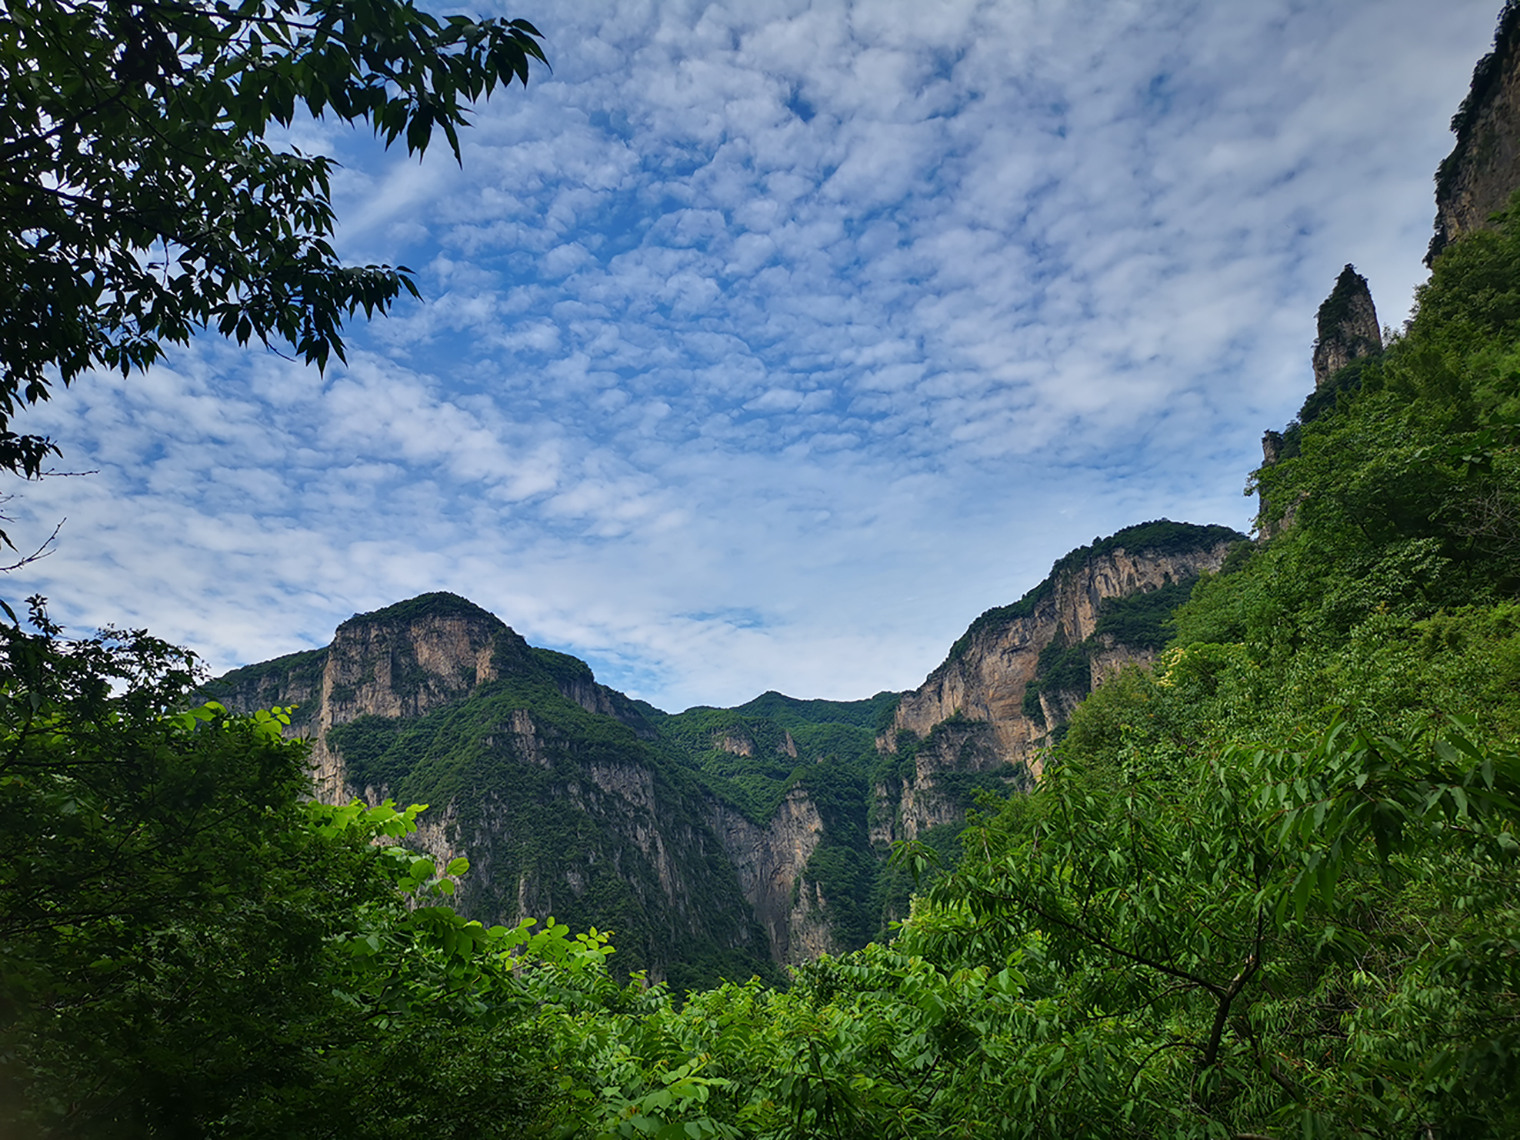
[705,790,830,965]
[213,593,773,986]
[872,522,1241,843]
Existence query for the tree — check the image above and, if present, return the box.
[0,0,546,480]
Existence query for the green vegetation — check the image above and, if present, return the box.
[1090,576,1194,650]
[344,591,506,630]
[652,693,902,950]
[326,659,777,991]
[454,199,1520,1139]
[0,603,578,1138]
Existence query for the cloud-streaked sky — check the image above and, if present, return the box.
[7,0,1505,710]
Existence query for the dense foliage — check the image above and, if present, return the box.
[0,601,604,1138]
[510,193,1520,1136]
[323,663,777,993]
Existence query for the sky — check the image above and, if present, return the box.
[5,0,1508,711]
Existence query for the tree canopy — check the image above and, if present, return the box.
[0,0,545,479]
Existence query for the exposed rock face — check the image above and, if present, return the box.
[1430,2,1520,265]
[313,601,511,799]
[1088,635,1155,688]
[715,732,755,757]
[706,790,830,964]
[712,727,798,759]
[1257,429,1299,540]
[213,593,649,803]
[873,525,1238,843]
[213,593,769,984]
[870,717,1013,844]
[218,534,1241,972]
[1312,266,1381,389]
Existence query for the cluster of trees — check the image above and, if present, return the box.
[0,0,543,492]
[0,599,603,1136]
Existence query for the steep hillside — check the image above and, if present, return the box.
[654,691,896,958]
[1430,0,1520,263]
[213,594,774,989]
[871,520,1242,847]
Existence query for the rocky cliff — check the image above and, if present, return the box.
[1257,264,1387,537]
[212,594,650,801]
[1430,1,1520,265]
[870,521,1241,844]
[213,593,776,989]
[706,790,830,965]
[1311,266,1381,390]
[217,525,1243,976]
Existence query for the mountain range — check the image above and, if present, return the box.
[214,3,1520,989]
[214,518,1240,986]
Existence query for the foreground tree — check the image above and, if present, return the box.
[0,0,546,479]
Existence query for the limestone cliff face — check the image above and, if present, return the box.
[213,593,769,984]
[706,789,830,964]
[1430,2,1520,265]
[1088,635,1155,687]
[313,602,512,800]
[216,538,1243,971]
[214,593,648,803]
[869,717,1013,844]
[873,525,1238,843]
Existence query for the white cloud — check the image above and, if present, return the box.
[4,0,1504,709]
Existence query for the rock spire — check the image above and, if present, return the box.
[1311,265,1381,389]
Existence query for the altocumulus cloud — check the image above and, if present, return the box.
[7,0,1503,709]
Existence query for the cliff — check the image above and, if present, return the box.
[1429,0,1520,265]
[1311,266,1381,389]
[870,521,1242,844]
[1258,266,1383,537]
[213,593,775,989]
[706,790,831,965]
[212,594,651,801]
[215,528,1243,975]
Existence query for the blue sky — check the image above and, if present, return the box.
[7,0,1506,711]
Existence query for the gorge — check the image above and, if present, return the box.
[215,518,1242,984]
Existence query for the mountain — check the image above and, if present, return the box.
[874,520,1242,846]
[214,520,1240,984]
[212,594,774,990]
